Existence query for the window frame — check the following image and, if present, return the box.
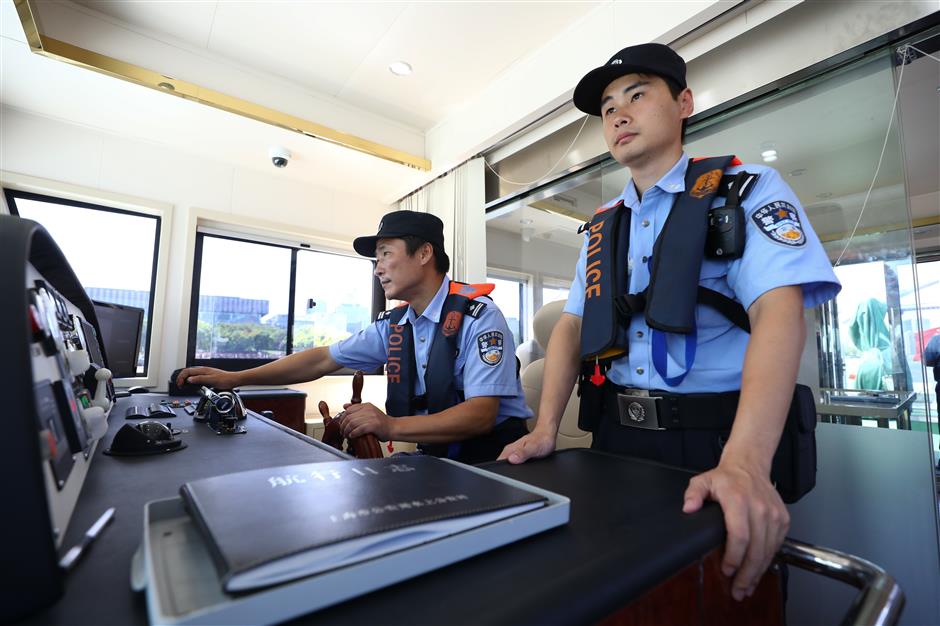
[187,230,382,372]
[539,273,573,309]
[486,266,535,346]
[1,172,171,388]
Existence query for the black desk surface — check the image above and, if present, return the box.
[26,394,725,626]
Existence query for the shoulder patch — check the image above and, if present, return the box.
[751,201,806,247]
[476,331,504,366]
[465,300,488,319]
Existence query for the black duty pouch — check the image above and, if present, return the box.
[577,361,607,432]
[770,384,817,503]
[705,170,748,259]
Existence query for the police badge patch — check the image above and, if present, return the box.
[751,201,806,247]
[476,331,504,366]
[442,311,462,337]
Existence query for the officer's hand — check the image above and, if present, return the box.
[681,461,789,602]
[497,428,556,464]
[339,402,394,441]
[175,367,238,390]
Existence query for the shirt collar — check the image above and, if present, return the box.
[621,152,689,208]
[406,276,450,324]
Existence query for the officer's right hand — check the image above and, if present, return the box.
[497,428,556,464]
[175,367,238,390]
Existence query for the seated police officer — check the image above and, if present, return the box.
[177,210,532,464]
[499,44,841,599]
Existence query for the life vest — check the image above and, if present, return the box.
[380,280,493,419]
[579,156,757,379]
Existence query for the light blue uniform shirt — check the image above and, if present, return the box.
[565,153,841,393]
[329,277,533,423]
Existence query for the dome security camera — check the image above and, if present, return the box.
[269,146,291,168]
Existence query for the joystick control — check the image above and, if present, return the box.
[92,368,112,411]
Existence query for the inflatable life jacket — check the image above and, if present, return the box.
[579,156,759,385]
[380,280,493,418]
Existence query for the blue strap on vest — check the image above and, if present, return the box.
[579,156,755,387]
[646,156,735,332]
[646,156,734,385]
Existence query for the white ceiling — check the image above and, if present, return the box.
[0,0,604,204]
[0,32,428,204]
[69,0,602,130]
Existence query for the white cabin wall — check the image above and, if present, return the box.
[1,105,390,411]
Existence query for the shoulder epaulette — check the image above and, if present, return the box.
[376,304,407,323]
[717,171,759,201]
[465,299,488,319]
[691,155,758,201]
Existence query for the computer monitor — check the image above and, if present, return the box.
[91,300,144,378]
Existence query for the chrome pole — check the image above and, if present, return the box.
[778,539,905,626]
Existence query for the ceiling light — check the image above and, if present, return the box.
[388,61,413,76]
[760,141,777,163]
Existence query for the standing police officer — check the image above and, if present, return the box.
[178,210,532,464]
[499,44,840,600]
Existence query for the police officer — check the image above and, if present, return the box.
[178,210,532,464]
[499,44,841,600]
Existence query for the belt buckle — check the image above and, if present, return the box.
[616,389,665,430]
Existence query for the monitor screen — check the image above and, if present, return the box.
[92,300,143,379]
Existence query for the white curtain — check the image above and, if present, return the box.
[398,185,429,214]
[397,158,485,283]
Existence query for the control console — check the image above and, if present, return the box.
[1,215,116,620]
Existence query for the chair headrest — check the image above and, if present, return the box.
[533,300,566,350]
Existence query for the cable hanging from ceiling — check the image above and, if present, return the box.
[483,114,590,187]
[833,43,938,267]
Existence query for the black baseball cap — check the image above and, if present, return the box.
[353,210,445,257]
[573,43,687,116]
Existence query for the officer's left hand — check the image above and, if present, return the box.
[681,460,789,602]
[338,402,394,441]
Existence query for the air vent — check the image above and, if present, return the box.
[541,228,585,248]
[805,202,843,216]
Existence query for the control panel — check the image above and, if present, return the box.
[27,270,114,542]
[1,214,117,620]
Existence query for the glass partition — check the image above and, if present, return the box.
[484,159,617,360]
[485,43,936,450]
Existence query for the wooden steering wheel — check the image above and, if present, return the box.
[319,370,383,459]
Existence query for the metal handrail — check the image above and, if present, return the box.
[778,539,905,626]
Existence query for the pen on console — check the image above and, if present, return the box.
[58,507,116,571]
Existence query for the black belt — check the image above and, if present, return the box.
[602,384,739,431]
